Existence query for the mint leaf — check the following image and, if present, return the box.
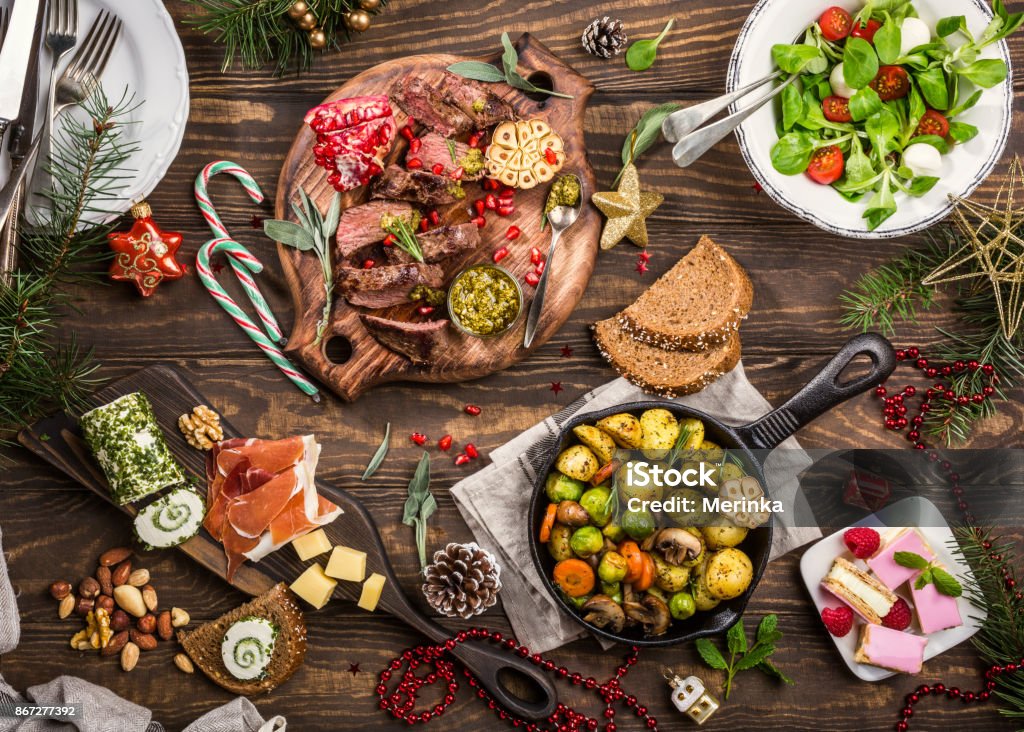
[915,568,933,590]
[757,659,795,685]
[695,638,728,670]
[736,643,776,670]
[894,551,930,570]
[757,614,778,642]
[932,567,963,597]
[727,617,747,655]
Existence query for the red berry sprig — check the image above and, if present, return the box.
[376,628,655,731]
[895,660,1021,731]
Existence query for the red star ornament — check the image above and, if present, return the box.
[107,201,185,297]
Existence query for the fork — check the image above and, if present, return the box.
[0,10,123,230]
[42,0,79,168]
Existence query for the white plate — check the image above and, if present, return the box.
[727,0,1012,239]
[798,497,983,681]
[0,0,189,214]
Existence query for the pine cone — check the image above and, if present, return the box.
[581,17,627,59]
[422,542,502,619]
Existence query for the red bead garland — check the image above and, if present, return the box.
[376,628,656,731]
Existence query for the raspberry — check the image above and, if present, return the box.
[821,606,854,637]
[882,598,912,630]
[843,527,881,559]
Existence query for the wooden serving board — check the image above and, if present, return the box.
[275,34,598,401]
[19,364,557,718]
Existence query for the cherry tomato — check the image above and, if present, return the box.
[806,145,845,185]
[915,109,950,138]
[869,65,910,101]
[850,18,882,43]
[822,95,853,123]
[819,6,853,41]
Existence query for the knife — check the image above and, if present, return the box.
[0,0,46,138]
[0,0,48,285]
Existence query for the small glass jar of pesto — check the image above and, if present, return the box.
[448,264,523,338]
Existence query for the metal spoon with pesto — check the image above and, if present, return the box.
[524,175,583,348]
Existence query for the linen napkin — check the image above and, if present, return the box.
[0,526,287,731]
[451,363,821,654]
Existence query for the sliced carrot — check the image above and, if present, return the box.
[620,541,644,583]
[539,504,558,544]
[590,459,621,486]
[553,558,596,597]
[633,552,656,592]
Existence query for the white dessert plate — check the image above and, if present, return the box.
[799,496,983,681]
[727,0,1012,239]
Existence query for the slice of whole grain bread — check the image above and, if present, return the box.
[593,318,740,398]
[178,582,307,695]
[617,235,753,351]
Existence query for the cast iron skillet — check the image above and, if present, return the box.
[528,333,896,646]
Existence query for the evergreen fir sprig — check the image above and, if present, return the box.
[0,89,140,444]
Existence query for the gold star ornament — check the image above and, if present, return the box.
[923,156,1024,340]
[591,163,663,250]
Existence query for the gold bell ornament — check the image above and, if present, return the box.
[663,668,719,725]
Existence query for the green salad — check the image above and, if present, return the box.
[769,0,1023,230]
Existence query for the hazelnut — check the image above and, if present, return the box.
[78,577,100,599]
[95,595,115,614]
[110,609,131,632]
[74,597,95,617]
[49,581,72,600]
[137,613,157,634]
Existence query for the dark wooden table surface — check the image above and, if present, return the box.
[3,1,1024,730]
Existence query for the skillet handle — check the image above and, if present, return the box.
[734,333,896,449]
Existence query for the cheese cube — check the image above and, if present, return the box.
[358,572,386,612]
[290,563,336,610]
[292,529,331,561]
[325,545,367,582]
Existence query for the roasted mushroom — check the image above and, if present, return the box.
[623,594,672,636]
[645,528,704,566]
[582,595,626,634]
[556,500,590,527]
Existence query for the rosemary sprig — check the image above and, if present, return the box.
[383,217,424,263]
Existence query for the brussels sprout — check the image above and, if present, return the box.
[570,526,604,558]
[621,508,656,541]
[548,524,574,561]
[653,553,691,592]
[598,551,628,583]
[579,487,613,527]
[602,523,626,542]
[563,592,592,609]
[546,472,585,503]
[669,591,697,620]
[600,581,623,604]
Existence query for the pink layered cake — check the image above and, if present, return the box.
[854,624,928,674]
[867,529,935,590]
[910,573,963,634]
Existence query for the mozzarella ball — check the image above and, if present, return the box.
[829,63,856,97]
[902,143,943,178]
[900,17,932,56]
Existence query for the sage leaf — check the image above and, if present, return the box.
[402,452,434,568]
[448,34,573,99]
[264,219,316,251]
[361,422,390,481]
[613,101,682,185]
[626,19,674,71]
[322,193,342,239]
[500,32,519,81]
[446,61,505,82]
[695,638,728,670]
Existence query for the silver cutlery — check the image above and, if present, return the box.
[523,175,583,349]
[0,0,47,149]
[0,8,10,50]
[42,0,78,167]
[662,70,783,143]
[0,10,123,231]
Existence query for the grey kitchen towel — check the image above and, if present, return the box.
[0,527,285,731]
[450,363,821,654]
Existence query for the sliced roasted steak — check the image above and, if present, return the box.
[438,71,516,128]
[386,222,481,265]
[335,200,417,259]
[338,263,445,309]
[390,75,473,138]
[371,165,464,206]
[360,314,450,364]
[407,133,485,181]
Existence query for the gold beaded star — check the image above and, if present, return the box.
[591,162,663,250]
[923,156,1024,340]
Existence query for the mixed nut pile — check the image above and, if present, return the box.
[49,546,194,674]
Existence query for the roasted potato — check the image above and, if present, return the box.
[572,425,617,465]
[702,523,749,550]
[555,445,599,482]
[548,524,573,561]
[616,461,665,503]
[596,413,643,449]
[674,417,705,457]
[692,559,721,612]
[639,409,680,459]
[652,554,690,592]
[696,440,725,464]
[719,461,745,483]
[704,548,754,600]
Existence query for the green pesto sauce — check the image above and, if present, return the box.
[409,284,446,307]
[458,148,485,175]
[544,175,582,215]
[449,266,521,337]
[380,210,422,232]
[448,182,466,200]
[472,99,486,113]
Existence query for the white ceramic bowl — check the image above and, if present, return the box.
[727,0,1012,239]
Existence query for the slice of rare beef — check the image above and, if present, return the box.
[407,133,484,181]
[385,222,481,265]
[438,71,516,128]
[335,200,417,259]
[389,75,473,138]
[371,165,464,206]
[338,263,445,309]
[360,314,450,364]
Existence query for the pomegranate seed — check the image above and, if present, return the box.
[429,210,440,226]
[405,116,416,128]
[492,246,509,263]
[383,234,397,246]
[454,453,470,466]
[464,404,482,416]
[409,137,422,154]
[400,126,414,141]
[432,163,445,175]
[472,215,486,228]
[544,147,558,165]
[530,247,543,265]
[438,435,453,451]
[473,199,486,216]
[499,187,515,200]
[450,166,464,181]
[410,432,427,446]
[525,271,540,287]
[484,178,500,191]
[465,443,479,459]
[407,157,423,170]
[485,194,498,210]
[417,305,435,316]
[468,133,482,148]
[505,225,521,240]
[497,204,515,217]
[535,260,546,275]
[419,217,429,232]
[362,258,376,269]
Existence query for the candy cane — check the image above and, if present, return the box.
[194,161,285,345]
[197,238,320,402]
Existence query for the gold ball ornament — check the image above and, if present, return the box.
[297,11,318,31]
[358,0,382,9]
[287,1,309,19]
[346,9,372,32]
[309,28,328,50]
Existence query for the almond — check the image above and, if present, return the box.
[110,609,130,632]
[101,630,129,657]
[100,547,132,567]
[137,613,156,634]
[174,653,195,674]
[170,607,190,628]
[96,566,113,596]
[157,611,173,641]
[58,594,75,619]
[129,629,157,651]
[141,585,158,612]
[111,560,132,587]
[78,577,100,599]
[113,585,146,618]
[128,568,150,588]
[121,641,139,671]
[49,581,72,600]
